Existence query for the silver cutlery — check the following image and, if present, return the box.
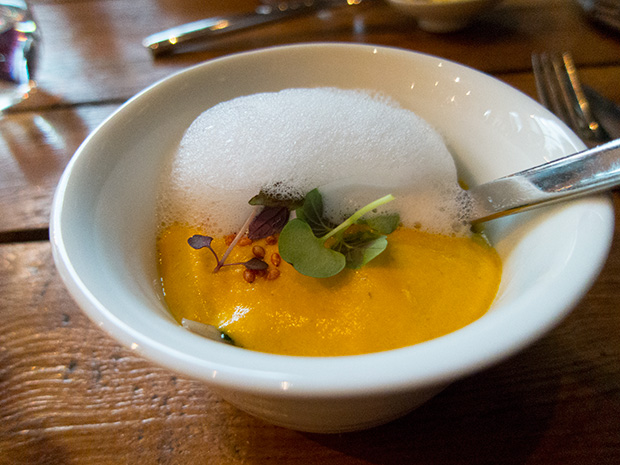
[143,0,368,56]
[469,53,620,223]
[531,51,610,145]
[468,138,620,223]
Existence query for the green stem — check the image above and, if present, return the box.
[213,206,260,272]
[321,194,395,242]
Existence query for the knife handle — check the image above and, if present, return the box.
[143,2,335,56]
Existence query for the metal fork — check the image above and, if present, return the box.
[531,51,610,145]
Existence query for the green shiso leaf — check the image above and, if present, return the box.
[358,213,400,235]
[343,236,389,269]
[295,188,334,237]
[278,218,346,278]
[278,189,399,278]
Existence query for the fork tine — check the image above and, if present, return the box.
[531,53,550,107]
[560,52,610,141]
[552,52,587,134]
[531,51,610,144]
[532,52,571,124]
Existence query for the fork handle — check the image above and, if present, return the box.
[468,139,620,222]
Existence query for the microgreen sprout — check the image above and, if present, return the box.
[188,230,268,273]
[279,189,399,278]
[188,188,298,272]
[188,187,399,279]
[213,206,261,272]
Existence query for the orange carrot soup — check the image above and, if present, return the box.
[157,224,501,356]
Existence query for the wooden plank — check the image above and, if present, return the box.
[21,0,620,110]
[0,105,118,234]
[0,220,619,463]
[1,1,619,463]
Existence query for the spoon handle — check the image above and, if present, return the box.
[468,138,620,223]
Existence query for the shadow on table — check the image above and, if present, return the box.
[305,341,559,465]
[305,276,620,465]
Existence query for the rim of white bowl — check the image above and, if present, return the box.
[50,42,615,398]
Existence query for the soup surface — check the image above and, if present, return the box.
[157,223,501,356]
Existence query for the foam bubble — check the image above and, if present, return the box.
[158,88,470,236]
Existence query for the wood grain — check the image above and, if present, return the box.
[0,231,618,464]
[24,0,620,107]
[1,0,620,463]
[0,105,118,234]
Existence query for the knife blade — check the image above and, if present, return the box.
[143,0,367,56]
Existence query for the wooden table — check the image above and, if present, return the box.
[1,0,619,463]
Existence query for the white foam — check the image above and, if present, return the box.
[158,88,470,236]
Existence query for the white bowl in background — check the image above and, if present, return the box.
[387,0,504,32]
[50,43,614,433]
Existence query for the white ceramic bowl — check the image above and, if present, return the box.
[387,0,503,33]
[50,43,614,433]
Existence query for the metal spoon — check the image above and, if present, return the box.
[468,138,620,223]
[143,0,368,56]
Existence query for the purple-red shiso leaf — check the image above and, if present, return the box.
[247,206,290,240]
